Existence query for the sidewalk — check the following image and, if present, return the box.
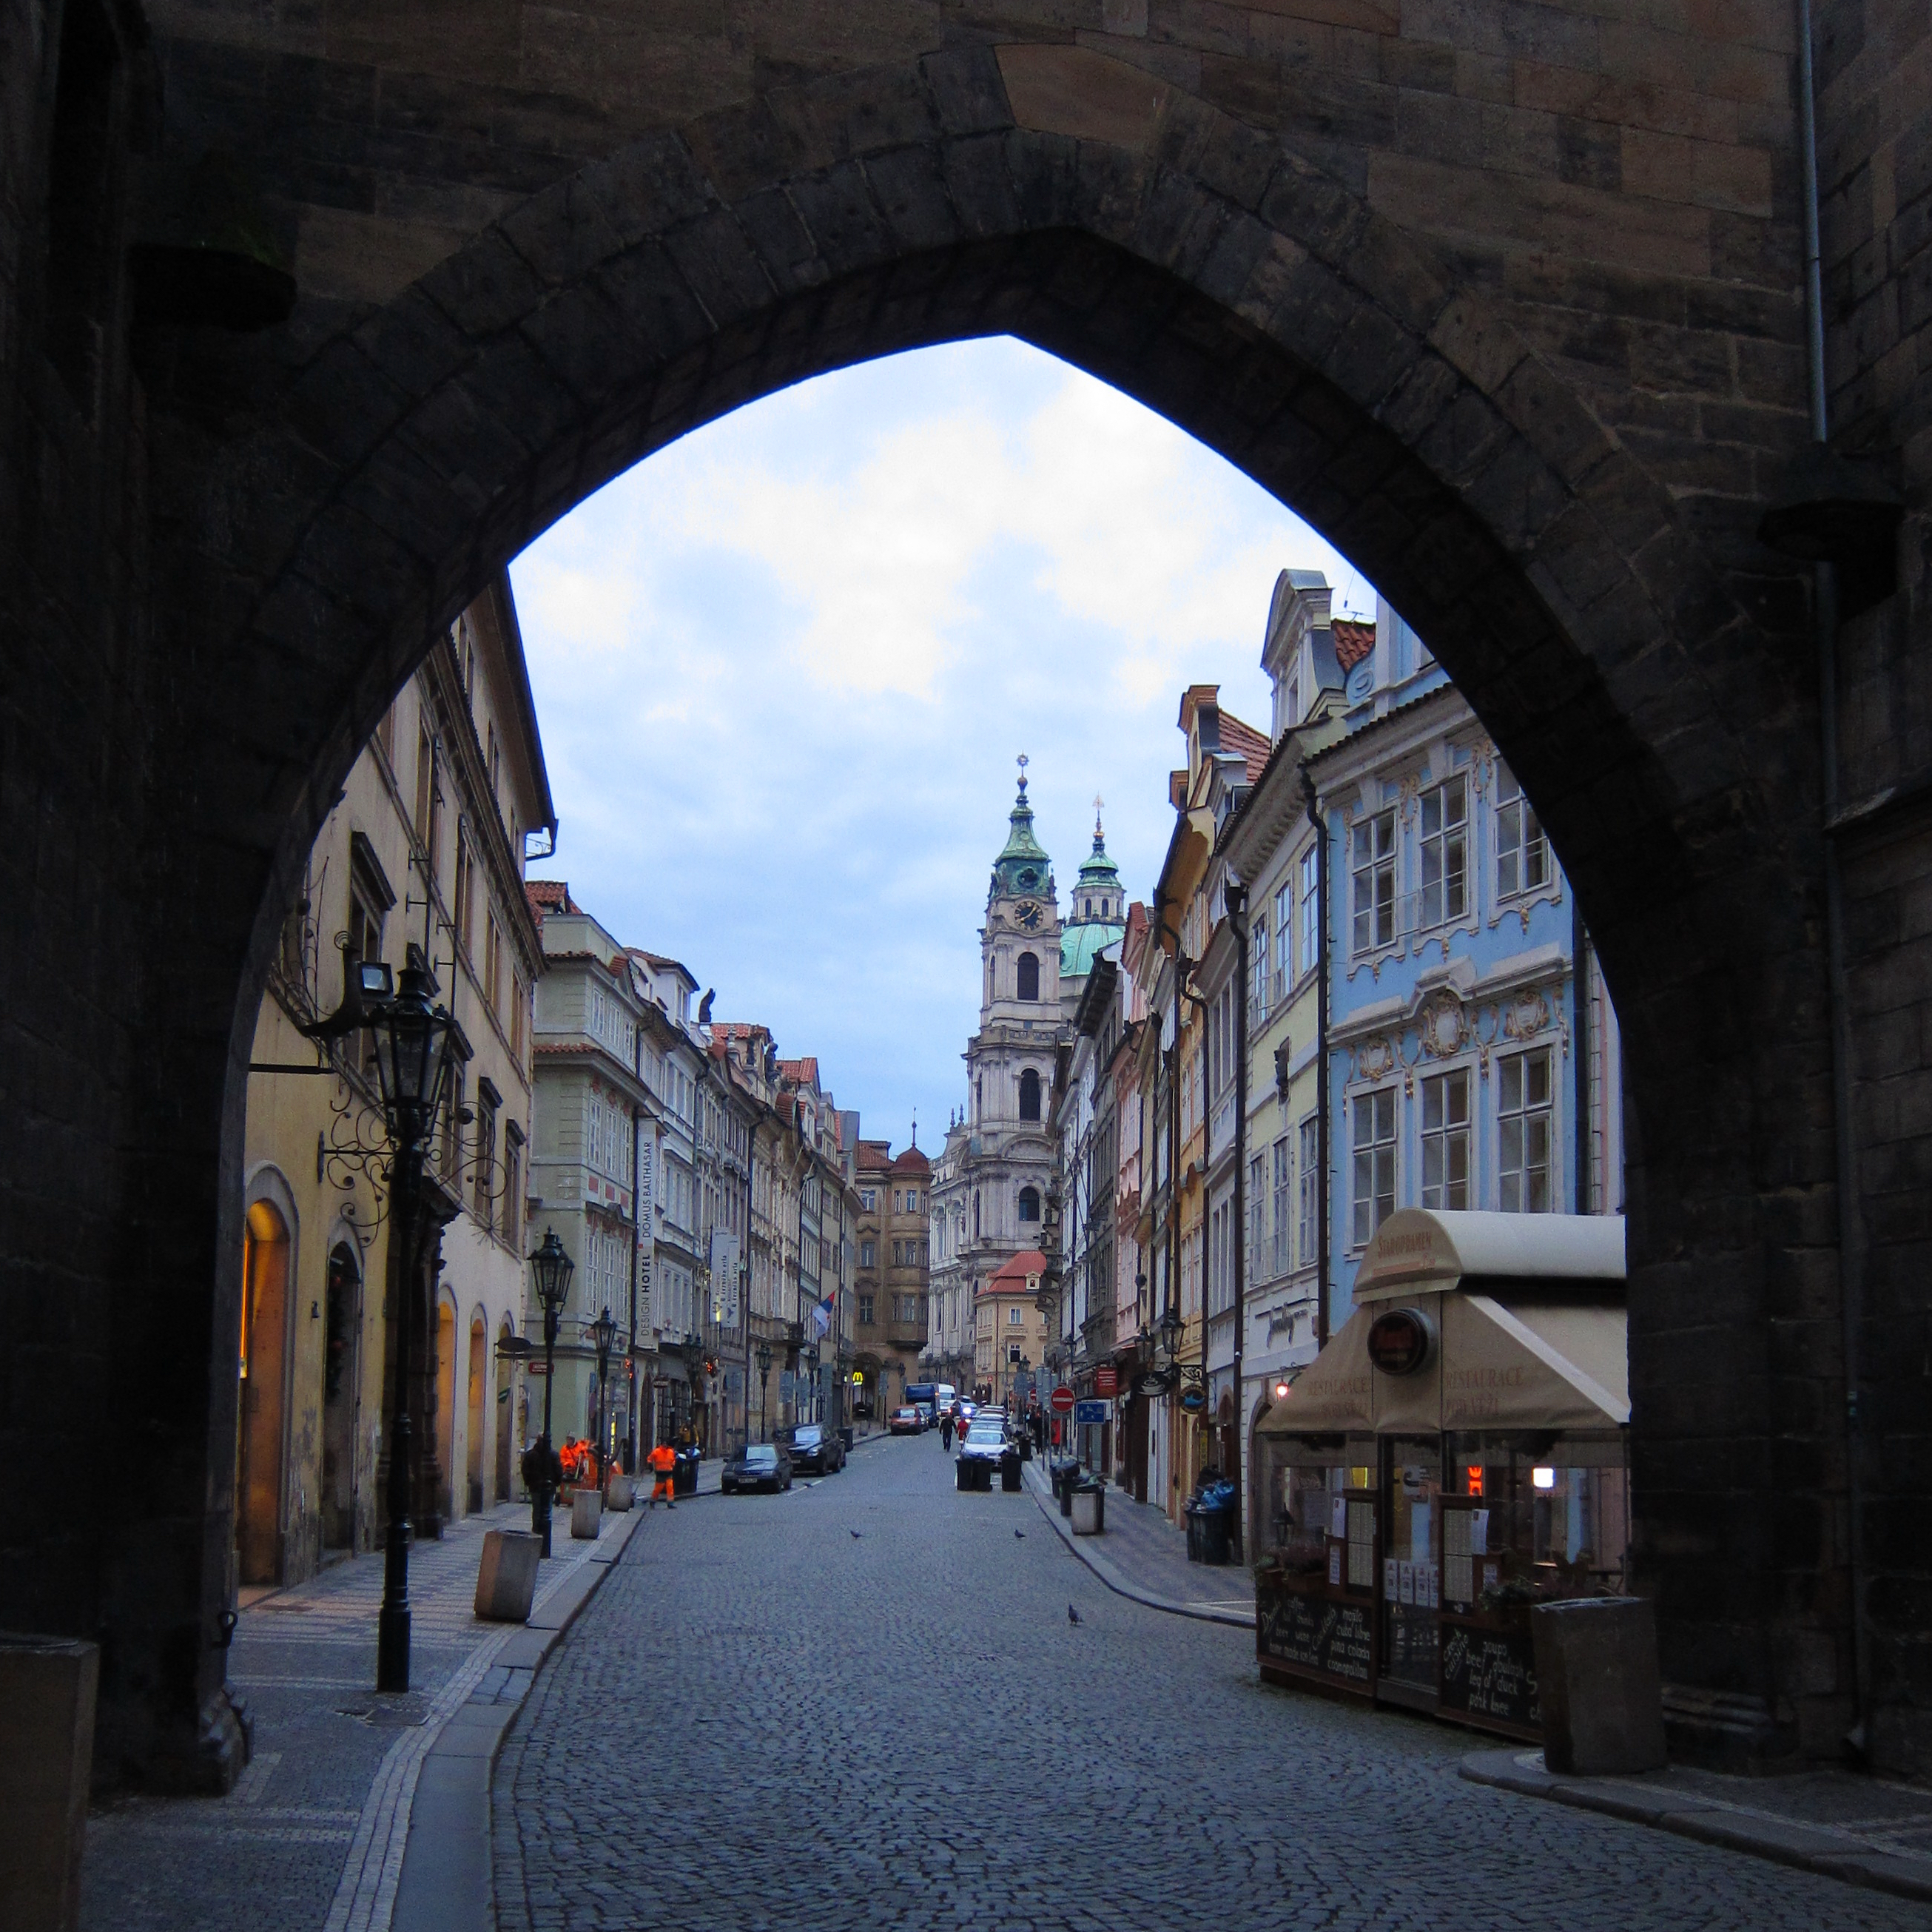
[1022,1462,1254,1627]
[1462,1747,1932,1905]
[83,1495,641,1932]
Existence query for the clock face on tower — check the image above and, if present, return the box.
[1015,901,1041,930]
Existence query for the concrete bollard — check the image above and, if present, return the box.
[570,1489,603,1540]
[604,1475,633,1512]
[1531,1596,1669,1775]
[473,1531,542,1622]
[0,1632,99,1932]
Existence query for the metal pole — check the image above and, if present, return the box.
[1229,883,1249,1562]
[536,1303,557,1557]
[1301,768,1331,1350]
[376,1138,420,1693]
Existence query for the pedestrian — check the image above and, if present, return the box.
[647,1436,678,1508]
[940,1410,954,1452]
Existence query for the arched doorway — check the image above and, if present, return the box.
[236,1199,292,1586]
[496,1320,516,1504]
[465,1314,487,1516]
[321,1242,361,1550]
[434,1297,457,1529]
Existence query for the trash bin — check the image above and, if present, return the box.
[841,1427,855,1451]
[955,1458,972,1492]
[1000,1455,1022,1493]
[1058,1466,1077,1518]
[1184,1499,1233,1565]
[474,1529,542,1621]
[1071,1476,1105,1535]
[673,1450,699,1498]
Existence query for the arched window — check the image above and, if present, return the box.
[1017,952,1040,1001]
[1019,1186,1040,1223]
[1019,1068,1041,1121]
[972,1191,981,1240]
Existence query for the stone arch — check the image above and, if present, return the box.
[105,41,1837,1783]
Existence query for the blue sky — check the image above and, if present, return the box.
[513,337,1374,1152]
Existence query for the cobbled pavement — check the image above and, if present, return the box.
[493,1438,1922,1932]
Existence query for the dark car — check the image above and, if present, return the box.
[721,1444,792,1494]
[783,1423,845,1475]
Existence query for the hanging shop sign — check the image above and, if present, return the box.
[1094,1365,1119,1397]
[1134,1367,1175,1398]
[1366,1307,1436,1377]
[1178,1384,1209,1415]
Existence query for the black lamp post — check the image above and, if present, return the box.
[801,1342,820,1424]
[1159,1299,1182,1365]
[756,1339,773,1441]
[368,955,460,1695]
[530,1228,573,1558]
[587,1304,619,1489]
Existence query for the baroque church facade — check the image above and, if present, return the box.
[927,764,1124,1392]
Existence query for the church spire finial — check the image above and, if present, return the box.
[1093,793,1105,847]
[1016,751,1029,798]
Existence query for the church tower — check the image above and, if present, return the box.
[1059,804,1128,1020]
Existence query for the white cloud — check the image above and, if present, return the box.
[511,337,1373,1142]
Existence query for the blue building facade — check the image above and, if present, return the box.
[1309,597,1623,1335]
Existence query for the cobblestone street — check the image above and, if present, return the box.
[494,1440,1922,1932]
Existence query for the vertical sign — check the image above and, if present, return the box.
[710,1228,740,1326]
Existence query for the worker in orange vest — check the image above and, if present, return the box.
[647,1438,678,1509]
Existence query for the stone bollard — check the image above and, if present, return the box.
[473,1530,542,1622]
[604,1475,633,1512]
[1531,1597,1669,1775]
[570,1488,603,1540]
[0,1632,99,1932]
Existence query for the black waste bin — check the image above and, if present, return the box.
[1000,1455,1022,1493]
[1184,1501,1233,1565]
[955,1458,972,1492]
[1059,1466,1076,1518]
[840,1427,855,1451]
[673,1451,699,1498]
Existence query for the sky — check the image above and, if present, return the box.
[512,336,1375,1152]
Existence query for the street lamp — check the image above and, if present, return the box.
[756,1339,773,1441]
[587,1305,619,1489]
[802,1341,820,1424]
[1159,1299,1182,1364]
[366,953,460,1696]
[529,1228,574,1558]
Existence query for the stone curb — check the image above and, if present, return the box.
[390,1507,646,1932]
[1458,1748,1932,1905]
[1022,1463,1255,1631]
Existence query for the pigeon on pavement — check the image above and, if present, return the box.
[849,1529,862,1538]
[1014,1529,1025,1539]
[1068,1604,1081,1625]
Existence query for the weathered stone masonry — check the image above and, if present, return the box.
[0,0,1927,1785]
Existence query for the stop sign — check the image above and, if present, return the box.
[1049,1385,1076,1415]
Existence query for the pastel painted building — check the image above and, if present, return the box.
[1308,596,1623,1334]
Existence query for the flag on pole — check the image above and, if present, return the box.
[812,1293,833,1337]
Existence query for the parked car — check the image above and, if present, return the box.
[889,1406,924,1435]
[721,1444,792,1493]
[955,1420,1020,1490]
[782,1422,845,1474]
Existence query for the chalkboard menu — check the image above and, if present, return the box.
[1439,1614,1540,1737]
[1256,1580,1374,1689]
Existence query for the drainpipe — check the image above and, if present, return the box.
[1301,767,1331,1348]
[1573,901,1591,1216]
[1796,0,1871,1759]
[1227,881,1251,1562]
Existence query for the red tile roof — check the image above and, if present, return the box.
[1218,709,1273,784]
[778,1057,820,1086]
[981,1248,1048,1293]
[525,879,576,918]
[1333,618,1376,671]
[889,1146,931,1177]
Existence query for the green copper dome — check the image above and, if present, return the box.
[1060,919,1122,980]
[991,761,1053,902]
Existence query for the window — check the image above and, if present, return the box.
[1298,1117,1318,1266]
[1299,846,1319,981]
[1253,915,1270,1026]
[1273,883,1293,1003]
[1351,1088,1396,1246]
[1017,952,1040,1002]
[1018,1186,1040,1223]
[473,1087,498,1230]
[414,725,435,846]
[1420,1069,1470,1211]
[1272,1137,1291,1274]
[1248,1153,1265,1279]
[485,914,502,1017]
[1419,777,1468,929]
[453,826,474,954]
[1351,810,1396,954]
[1019,1068,1041,1122]
[860,1241,875,1268]
[1496,764,1550,899]
[1499,1049,1554,1213]
[860,1188,875,1211]
[504,1127,523,1251]
[858,1293,874,1325]
[1008,1305,1023,1326]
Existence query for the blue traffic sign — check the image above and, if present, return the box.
[1072,1399,1107,1426]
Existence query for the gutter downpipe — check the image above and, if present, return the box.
[1796,0,1871,1760]
[1227,882,1251,1563]
[1301,767,1331,1349]
[1157,891,1185,1511]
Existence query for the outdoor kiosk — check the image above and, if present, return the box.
[1253,1210,1629,1741]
